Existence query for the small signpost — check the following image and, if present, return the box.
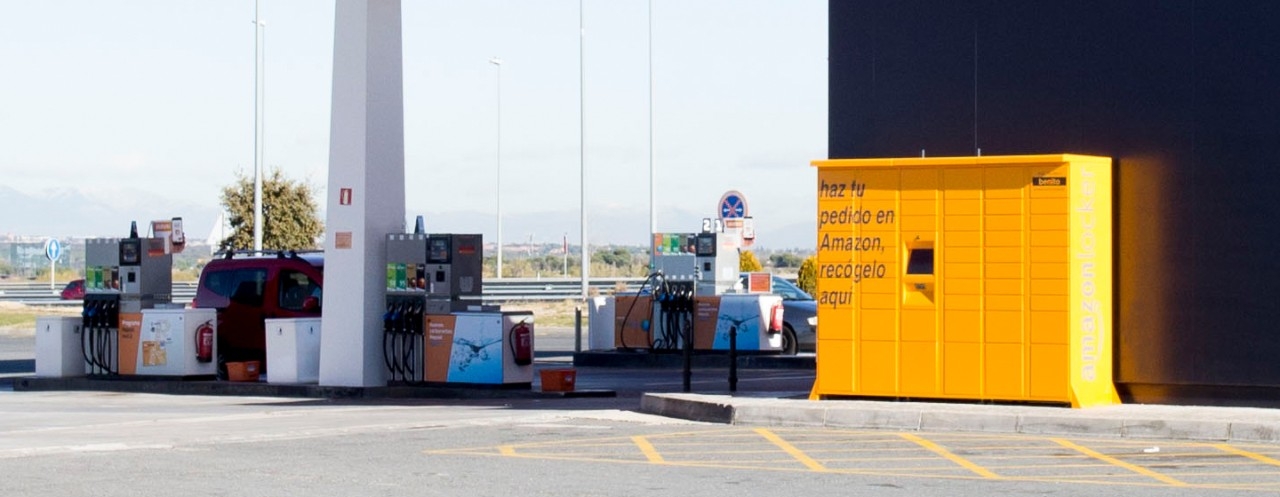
[44,238,62,291]
[716,190,755,247]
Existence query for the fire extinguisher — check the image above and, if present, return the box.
[509,319,532,366]
[195,320,214,363]
[769,303,785,334]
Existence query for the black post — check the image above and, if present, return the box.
[574,305,583,353]
[729,325,738,393]
[682,318,693,393]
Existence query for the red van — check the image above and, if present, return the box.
[193,251,323,378]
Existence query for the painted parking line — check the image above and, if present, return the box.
[900,433,1001,479]
[755,428,828,472]
[1052,438,1187,487]
[427,428,1280,491]
[1215,443,1280,468]
[632,436,666,464]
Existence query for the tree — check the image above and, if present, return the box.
[220,169,324,252]
[797,255,817,296]
[739,250,763,272]
[769,252,804,268]
[592,247,634,268]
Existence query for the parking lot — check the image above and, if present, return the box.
[433,426,1280,492]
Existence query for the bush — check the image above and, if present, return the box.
[739,250,763,272]
[797,256,817,296]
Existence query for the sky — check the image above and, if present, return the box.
[0,1,827,249]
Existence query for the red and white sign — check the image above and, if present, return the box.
[339,188,353,206]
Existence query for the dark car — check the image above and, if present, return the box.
[740,273,817,355]
[193,251,323,376]
[60,279,86,300]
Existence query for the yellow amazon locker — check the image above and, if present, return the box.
[810,154,1117,408]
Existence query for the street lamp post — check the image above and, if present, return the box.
[648,0,655,247]
[580,0,589,300]
[252,2,266,252]
[489,56,503,279]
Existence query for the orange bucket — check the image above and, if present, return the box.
[539,368,576,392]
[227,361,261,382]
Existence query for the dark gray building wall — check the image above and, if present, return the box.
[830,1,1280,404]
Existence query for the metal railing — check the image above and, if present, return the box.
[0,277,647,305]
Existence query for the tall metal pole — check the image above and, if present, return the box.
[489,56,503,279]
[252,0,264,252]
[648,0,655,242]
[579,0,589,300]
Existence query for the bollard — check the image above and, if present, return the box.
[729,325,738,393]
[574,305,583,353]
[682,321,693,393]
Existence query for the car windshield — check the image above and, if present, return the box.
[771,277,814,301]
[200,268,268,307]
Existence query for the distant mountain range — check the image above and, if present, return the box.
[0,185,219,241]
[0,186,816,250]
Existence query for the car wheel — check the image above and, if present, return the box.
[781,324,799,356]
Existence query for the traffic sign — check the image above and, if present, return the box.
[44,238,62,262]
[718,190,748,219]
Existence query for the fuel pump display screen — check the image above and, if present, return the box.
[119,239,142,266]
[695,234,716,256]
[428,236,451,263]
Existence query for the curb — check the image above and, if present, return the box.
[640,393,1280,444]
[573,351,814,370]
[14,376,616,400]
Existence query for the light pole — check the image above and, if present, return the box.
[645,0,655,240]
[489,56,503,279]
[252,2,266,252]
[579,0,589,300]
[648,0,656,259]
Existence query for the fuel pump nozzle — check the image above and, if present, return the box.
[383,300,402,379]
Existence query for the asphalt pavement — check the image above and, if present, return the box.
[6,325,1280,446]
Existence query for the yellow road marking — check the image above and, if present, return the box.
[755,428,829,472]
[428,429,1280,492]
[1052,438,1186,486]
[1215,444,1280,468]
[900,433,1001,479]
[632,436,666,464]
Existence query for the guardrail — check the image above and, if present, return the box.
[0,278,649,305]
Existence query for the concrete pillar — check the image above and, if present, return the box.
[319,0,404,387]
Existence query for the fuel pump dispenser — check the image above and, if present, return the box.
[83,238,122,375]
[604,226,784,354]
[651,233,699,282]
[82,223,174,376]
[693,232,740,297]
[423,233,484,313]
[381,227,534,387]
[384,231,428,383]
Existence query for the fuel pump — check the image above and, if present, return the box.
[81,222,173,376]
[82,238,121,375]
[116,223,173,376]
[384,230,428,383]
[693,232,739,297]
[424,233,485,314]
[652,277,695,351]
[651,233,698,283]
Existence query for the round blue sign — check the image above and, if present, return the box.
[44,238,62,262]
[718,190,748,219]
